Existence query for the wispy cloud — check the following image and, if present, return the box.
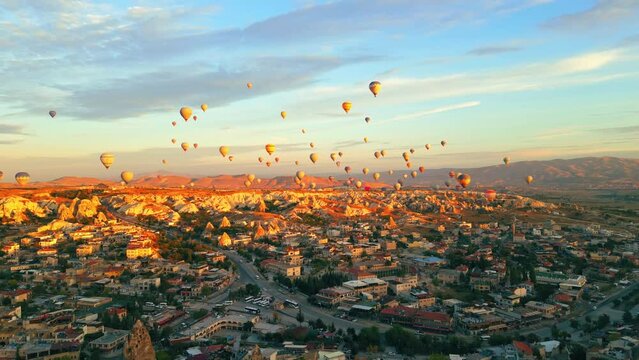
[467,45,522,56]
[543,0,639,31]
[382,101,481,123]
[590,125,639,134]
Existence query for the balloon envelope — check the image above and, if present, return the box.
[99,153,115,169]
[219,146,230,157]
[15,172,30,185]
[180,107,192,121]
[369,81,381,96]
[342,101,352,113]
[49,111,56,118]
[201,104,208,112]
[265,144,276,155]
[120,171,134,184]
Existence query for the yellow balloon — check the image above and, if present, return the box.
[310,153,319,163]
[296,170,305,180]
[15,172,30,186]
[247,82,253,89]
[179,107,192,121]
[219,146,230,157]
[247,174,256,182]
[526,175,534,184]
[364,137,368,143]
[181,142,190,152]
[342,101,352,113]
[362,167,369,175]
[281,111,287,120]
[244,180,252,188]
[373,172,380,181]
[201,104,208,112]
[99,153,115,169]
[265,144,276,155]
[120,171,134,184]
[402,152,410,162]
[369,81,382,97]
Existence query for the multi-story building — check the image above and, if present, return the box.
[380,306,453,333]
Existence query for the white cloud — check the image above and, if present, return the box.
[382,101,481,123]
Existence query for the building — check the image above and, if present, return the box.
[380,306,452,333]
[170,314,258,342]
[130,277,161,293]
[525,301,557,318]
[437,269,462,285]
[89,329,130,358]
[261,259,302,278]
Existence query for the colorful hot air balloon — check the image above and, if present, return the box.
[281,111,287,120]
[265,161,271,167]
[373,172,380,181]
[228,156,235,162]
[328,176,335,182]
[394,182,401,191]
[364,137,368,143]
[458,174,471,188]
[295,160,300,166]
[301,129,306,134]
[503,157,510,166]
[330,153,337,161]
[193,115,197,121]
[369,81,381,97]
[425,144,431,150]
[247,82,253,89]
[310,142,315,148]
[410,148,415,154]
[362,168,369,175]
[193,143,198,149]
[441,140,447,147]
[296,171,305,180]
[374,151,381,159]
[171,138,176,144]
[256,178,262,184]
[244,180,252,188]
[172,121,177,127]
[365,117,371,123]
[219,146,230,157]
[485,189,497,201]
[448,171,455,178]
[355,180,362,189]
[180,107,192,121]
[120,171,134,184]
[411,171,417,178]
[181,142,189,152]
[342,101,352,113]
[162,159,167,164]
[275,157,280,163]
[402,152,410,162]
[0,171,3,180]
[201,104,208,112]
[310,153,319,163]
[335,161,341,167]
[265,144,276,155]
[15,172,30,185]
[99,153,115,169]
[49,111,56,118]
[338,152,343,157]
[526,175,534,184]
[258,157,263,163]
[344,166,351,173]
[381,150,387,157]
[418,166,425,173]
[310,182,316,190]
[388,170,394,175]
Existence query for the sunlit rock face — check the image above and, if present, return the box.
[0,196,49,223]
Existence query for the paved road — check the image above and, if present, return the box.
[222,250,390,332]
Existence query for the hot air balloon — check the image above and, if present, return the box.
[369,81,381,97]
[310,182,316,190]
[171,138,176,144]
[402,152,410,162]
[247,174,256,182]
[410,148,415,154]
[310,153,319,163]
[425,144,431,150]
[294,177,301,185]
[181,142,189,152]
[448,171,455,178]
[258,157,263,163]
[362,168,369,175]
[445,180,452,187]
[363,137,368,143]
[265,144,276,155]
[388,170,394,175]
[172,121,177,127]
[162,159,167,164]
[49,111,56,118]
[373,172,380,181]
[193,143,198,149]
[0,171,3,180]
[302,129,306,134]
[338,152,343,157]
[328,176,335,182]
[330,153,337,161]
[394,183,401,191]
[381,150,387,157]
[247,82,253,89]
[244,180,252,188]
[295,160,299,166]
[411,171,417,178]
[226,155,234,162]
[180,107,192,121]
[281,111,287,120]
[310,142,315,148]
[265,161,271,167]
[335,161,341,167]
[365,117,371,123]
[484,189,497,201]
[342,101,352,113]
[457,174,471,188]
[403,174,408,179]
[344,166,351,174]
[275,157,280,163]
[256,178,262,184]
[355,181,362,189]
[216,146,229,157]
[406,162,411,168]
[201,104,208,112]
[15,172,30,185]
[441,140,447,147]
[526,175,534,184]
[296,171,305,180]
[418,166,425,173]
[193,115,197,121]
[99,153,115,169]
[374,151,381,159]
[503,157,510,166]
[120,171,134,184]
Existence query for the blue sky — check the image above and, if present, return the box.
[0,0,638,181]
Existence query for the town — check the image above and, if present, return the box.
[1,186,637,360]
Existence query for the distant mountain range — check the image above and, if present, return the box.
[2,157,637,190]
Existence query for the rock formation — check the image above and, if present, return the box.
[123,320,155,360]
